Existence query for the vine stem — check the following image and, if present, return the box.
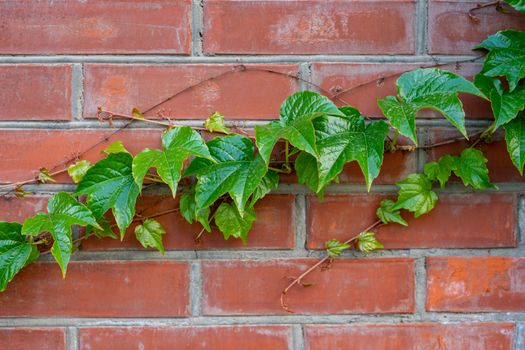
[0,168,67,191]
[280,219,383,313]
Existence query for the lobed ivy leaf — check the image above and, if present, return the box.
[295,152,323,196]
[214,202,256,243]
[504,111,525,174]
[376,199,408,226]
[179,190,211,232]
[103,141,130,155]
[133,126,213,197]
[250,170,279,206]
[21,192,99,277]
[86,216,117,240]
[393,174,438,218]
[356,232,384,253]
[255,91,344,164]
[325,239,350,257]
[378,68,486,144]
[67,160,92,184]
[423,155,455,188]
[186,135,267,216]
[134,219,166,254]
[205,112,230,134]
[0,222,38,292]
[453,149,496,189]
[504,0,525,12]
[75,152,139,239]
[475,30,525,92]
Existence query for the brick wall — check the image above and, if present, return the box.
[0,1,524,349]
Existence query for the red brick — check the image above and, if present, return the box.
[0,328,66,350]
[0,129,161,183]
[310,62,491,119]
[202,258,414,315]
[203,0,415,54]
[0,1,191,54]
[304,323,515,350]
[79,325,292,350]
[83,64,298,120]
[82,194,295,250]
[426,128,523,182]
[307,194,516,249]
[429,0,525,54]
[0,195,49,222]
[0,65,72,121]
[0,261,189,317]
[427,257,525,312]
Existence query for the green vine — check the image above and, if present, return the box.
[0,4,524,318]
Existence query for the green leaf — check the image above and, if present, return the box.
[67,160,92,183]
[214,202,256,243]
[295,152,323,195]
[474,74,525,129]
[356,232,384,253]
[189,135,267,216]
[255,91,344,164]
[376,199,408,226]
[21,192,99,277]
[394,174,438,218]
[204,112,230,134]
[250,170,279,206]
[423,155,455,188]
[378,68,485,144]
[475,30,525,92]
[87,216,117,240]
[504,0,525,12]
[325,239,350,257]
[103,141,130,155]
[179,190,211,232]
[132,127,212,197]
[0,222,36,292]
[504,111,525,174]
[75,152,140,239]
[453,149,496,189]
[134,219,166,254]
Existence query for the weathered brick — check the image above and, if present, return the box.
[203,0,416,54]
[202,258,414,315]
[304,323,515,349]
[83,64,299,120]
[82,194,295,250]
[429,0,525,54]
[0,65,72,121]
[0,1,191,54]
[0,195,49,222]
[0,328,67,350]
[0,261,189,317]
[427,257,525,312]
[79,326,292,350]
[307,194,516,249]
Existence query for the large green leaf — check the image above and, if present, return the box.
[504,111,525,174]
[255,91,344,164]
[75,152,139,239]
[378,68,486,144]
[214,202,256,243]
[393,174,438,218]
[475,30,525,92]
[179,189,211,232]
[474,74,525,128]
[134,219,166,254]
[187,135,267,216]
[133,127,212,197]
[453,149,496,189]
[295,152,322,195]
[250,170,279,206]
[0,222,37,292]
[21,192,99,277]
[504,0,525,12]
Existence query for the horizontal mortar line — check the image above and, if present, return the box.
[0,54,481,64]
[0,119,493,130]
[0,313,523,327]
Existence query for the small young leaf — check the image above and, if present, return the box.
[37,167,56,183]
[132,107,145,120]
[394,174,438,218]
[103,141,130,155]
[325,239,350,257]
[67,160,92,183]
[250,170,279,206]
[378,68,485,144]
[356,232,384,253]
[204,112,230,134]
[135,219,166,254]
[423,155,455,188]
[504,111,525,174]
[454,148,496,189]
[214,202,256,243]
[179,190,211,232]
[376,199,408,226]
[0,222,36,292]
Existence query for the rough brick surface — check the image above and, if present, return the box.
[304,323,515,350]
[204,0,416,54]
[0,261,189,317]
[0,328,67,350]
[427,257,525,312]
[79,326,292,350]
[0,1,192,54]
[202,258,414,315]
